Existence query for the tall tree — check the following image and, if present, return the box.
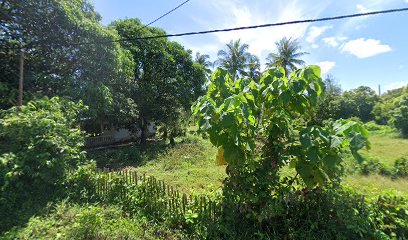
[194,52,212,77]
[112,19,206,144]
[0,0,136,126]
[337,86,379,122]
[216,39,251,80]
[311,75,342,125]
[246,54,261,82]
[266,37,308,76]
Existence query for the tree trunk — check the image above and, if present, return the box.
[169,132,175,146]
[140,117,148,145]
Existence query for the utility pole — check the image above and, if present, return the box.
[378,84,381,96]
[18,51,24,106]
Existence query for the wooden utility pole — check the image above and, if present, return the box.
[18,51,24,106]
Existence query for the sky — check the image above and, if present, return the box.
[91,0,408,93]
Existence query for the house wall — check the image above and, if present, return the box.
[85,122,157,147]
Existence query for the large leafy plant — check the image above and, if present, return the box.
[192,66,369,188]
[0,97,86,231]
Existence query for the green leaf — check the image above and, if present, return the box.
[248,115,256,125]
[330,136,343,149]
[279,91,292,105]
[296,162,316,188]
[322,154,339,168]
[306,146,320,163]
[300,133,312,149]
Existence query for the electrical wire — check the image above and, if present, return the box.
[130,7,408,40]
[2,7,408,50]
[140,0,191,30]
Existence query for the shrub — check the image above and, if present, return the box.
[359,158,392,176]
[64,162,99,202]
[1,202,185,240]
[0,97,86,232]
[394,157,408,177]
[372,195,408,239]
[392,96,408,137]
[213,187,385,239]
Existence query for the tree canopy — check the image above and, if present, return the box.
[0,0,135,125]
[216,39,251,80]
[266,37,308,76]
[111,18,207,143]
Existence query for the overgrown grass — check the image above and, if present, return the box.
[343,174,408,198]
[342,124,408,197]
[1,201,185,240]
[132,134,226,194]
[362,134,408,168]
[90,125,408,197]
[91,132,226,194]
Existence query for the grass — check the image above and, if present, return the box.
[90,125,408,198]
[5,125,407,239]
[133,134,226,194]
[343,125,408,198]
[343,174,408,198]
[1,201,185,240]
[90,132,226,194]
[361,134,408,168]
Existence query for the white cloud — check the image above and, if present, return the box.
[189,0,330,66]
[323,37,339,47]
[341,38,391,58]
[306,26,332,43]
[322,36,348,48]
[356,4,372,13]
[317,61,336,75]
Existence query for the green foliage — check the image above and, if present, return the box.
[0,97,86,232]
[337,86,379,122]
[394,157,408,177]
[372,195,408,239]
[372,86,407,125]
[64,162,99,202]
[392,96,408,137]
[312,76,342,125]
[1,202,184,240]
[112,19,207,142]
[1,0,136,126]
[193,66,369,188]
[266,37,308,76]
[191,66,373,239]
[216,39,251,80]
[359,158,390,176]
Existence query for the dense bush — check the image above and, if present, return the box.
[0,97,87,231]
[359,158,391,176]
[394,157,408,177]
[1,202,185,240]
[214,187,390,240]
[372,195,408,239]
[392,96,408,137]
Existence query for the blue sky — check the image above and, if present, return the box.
[92,0,408,92]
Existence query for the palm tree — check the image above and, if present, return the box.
[216,39,251,80]
[247,54,261,82]
[194,52,212,77]
[266,37,308,76]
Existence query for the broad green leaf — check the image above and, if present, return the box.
[306,146,320,163]
[330,136,343,149]
[300,133,312,149]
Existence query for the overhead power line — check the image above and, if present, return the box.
[140,0,191,30]
[3,7,408,50]
[130,7,408,40]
